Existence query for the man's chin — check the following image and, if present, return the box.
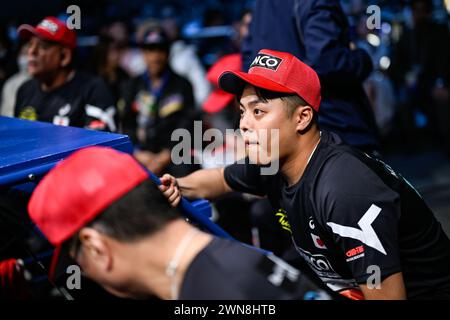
[28,68,43,79]
[247,154,273,166]
[28,68,38,76]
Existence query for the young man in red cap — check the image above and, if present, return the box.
[14,17,116,131]
[160,49,450,300]
[27,146,329,300]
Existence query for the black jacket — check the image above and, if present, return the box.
[122,68,195,152]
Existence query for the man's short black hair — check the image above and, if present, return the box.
[83,179,180,242]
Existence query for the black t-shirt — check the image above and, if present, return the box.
[224,131,450,299]
[179,237,332,300]
[122,68,194,152]
[15,71,116,131]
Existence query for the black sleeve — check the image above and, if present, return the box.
[313,153,402,284]
[298,0,373,85]
[223,160,269,196]
[83,77,117,132]
[120,77,142,145]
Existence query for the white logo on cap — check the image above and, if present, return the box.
[39,20,59,34]
[250,53,282,71]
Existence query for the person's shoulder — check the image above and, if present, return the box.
[72,71,106,88]
[120,74,146,96]
[312,147,377,200]
[168,69,192,87]
[17,77,38,93]
[125,73,145,86]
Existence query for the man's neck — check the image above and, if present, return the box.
[150,76,161,90]
[281,129,321,186]
[129,220,213,299]
[39,69,74,92]
[148,69,166,89]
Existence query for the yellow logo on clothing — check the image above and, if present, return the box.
[275,208,292,233]
[19,106,38,121]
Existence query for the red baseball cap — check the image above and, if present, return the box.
[18,16,77,49]
[218,49,321,112]
[203,53,242,113]
[28,147,149,279]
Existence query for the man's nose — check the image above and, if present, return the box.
[239,112,252,133]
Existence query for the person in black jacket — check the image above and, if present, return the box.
[122,25,196,176]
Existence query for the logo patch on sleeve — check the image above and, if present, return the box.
[326,204,387,255]
[345,245,365,262]
[250,54,283,71]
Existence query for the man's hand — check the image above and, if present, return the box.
[159,174,181,207]
[158,168,233,207]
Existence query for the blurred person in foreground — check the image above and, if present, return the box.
[27,146,331,300]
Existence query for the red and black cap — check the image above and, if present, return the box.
[218,49,321,112]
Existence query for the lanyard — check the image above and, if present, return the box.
[165,228,199,300]
[143,69,170,101]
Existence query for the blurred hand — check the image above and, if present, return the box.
[134,150,171,176]
[159,174,181,207]
[148,149,171,176]
[134,150,156,167]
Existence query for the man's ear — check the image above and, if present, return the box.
[60,47,72,68]
[78,227,112,272]
[294,105,315,134]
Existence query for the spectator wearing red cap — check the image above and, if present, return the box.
[27,146,329,300]
[14,17,116,131]
[160,49,450,300]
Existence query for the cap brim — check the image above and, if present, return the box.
[219,71,296,96]
[48,241,78,282]
[17,24,54,43]
[203,89,235,113]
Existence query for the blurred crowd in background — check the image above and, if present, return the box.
[0,0,448,149]
[0,0,449,253]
